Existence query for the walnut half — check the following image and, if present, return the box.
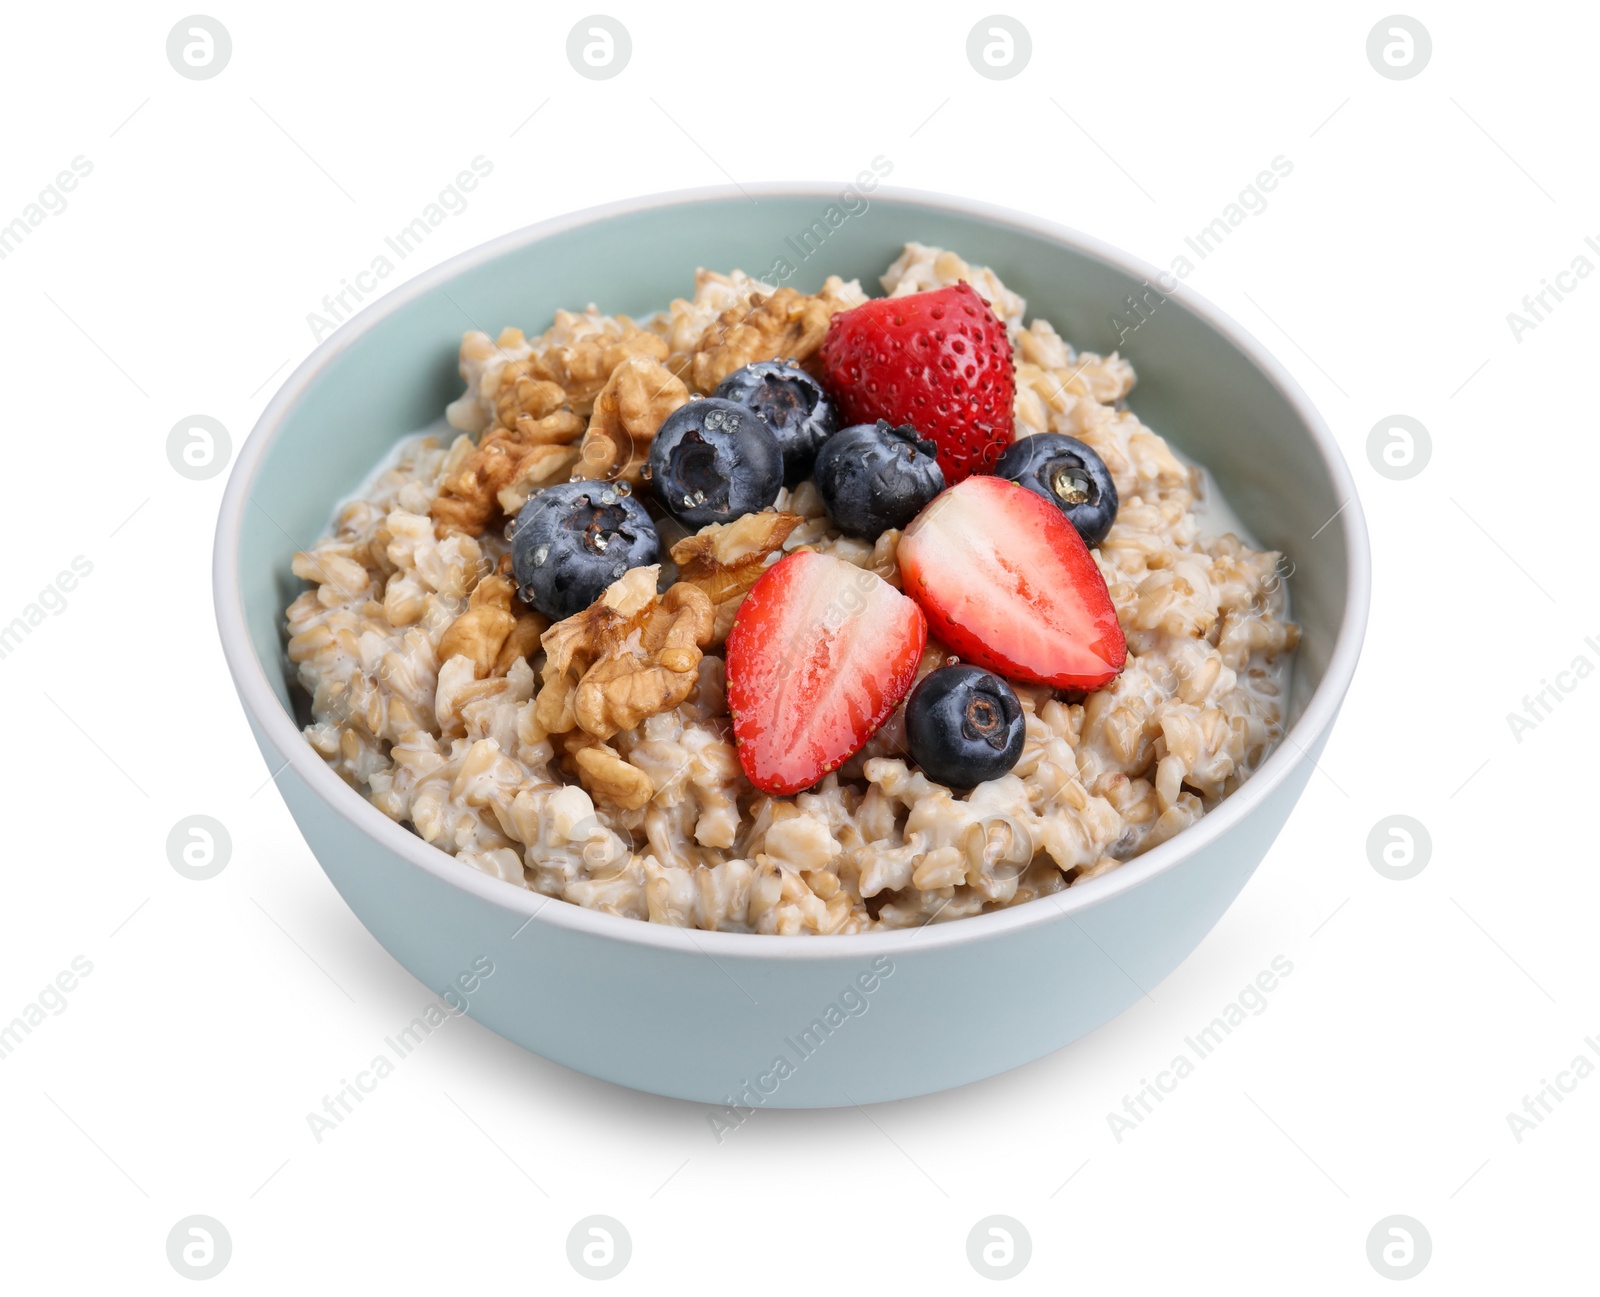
[535,566,716,741]
[572,355,689,485]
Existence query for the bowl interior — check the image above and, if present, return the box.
[240,189,1350,755]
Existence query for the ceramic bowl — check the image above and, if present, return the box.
[213,184,1368,1107]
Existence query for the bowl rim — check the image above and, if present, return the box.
[213,181,1370,962]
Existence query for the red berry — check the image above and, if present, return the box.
[819,282,1015,483]
[725,551,927,795]
[897,476,1127,690]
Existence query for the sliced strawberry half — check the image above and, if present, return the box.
[897,475,1126,689]
[726,551,927,795]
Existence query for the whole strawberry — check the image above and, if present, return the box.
[819,281,1015,483]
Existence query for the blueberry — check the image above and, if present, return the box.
[713,360,838,487]
[507,480,658,620]
[812,420,946,541]
[992,433,1119,548]
[904,664,1026,789]
[646,397,784,529]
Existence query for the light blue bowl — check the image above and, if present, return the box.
[214,186,1368,1107]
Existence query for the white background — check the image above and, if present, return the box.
[1,1,1594,1290]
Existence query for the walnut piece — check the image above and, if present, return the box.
[491,373,567,437]
[526,318,670,416]
[447,312,670,433]
[535,566,716,741]
[436,572,548,678]
[430,400,587,537]
[670,511,804,643]
[568,736,655,810]
[687,287,838,392]
[572,355,689,484]
[494,413,589,516]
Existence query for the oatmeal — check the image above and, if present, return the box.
[286,245,1298,934]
